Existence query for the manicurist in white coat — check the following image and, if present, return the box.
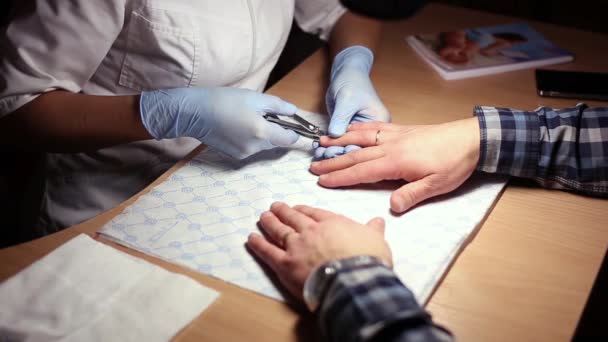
[0,1,389,235]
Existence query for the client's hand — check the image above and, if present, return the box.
[246,202,391,299]
[310,118,481,212]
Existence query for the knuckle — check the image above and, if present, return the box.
[305,222,319,232]
[404,190,418,205]
[344,151,359,164]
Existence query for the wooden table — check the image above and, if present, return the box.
[1,4,607,342]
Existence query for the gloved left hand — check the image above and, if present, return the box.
[316,46,390,159]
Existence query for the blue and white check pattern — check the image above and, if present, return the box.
[319,263,453,342]
[475,103,608,195]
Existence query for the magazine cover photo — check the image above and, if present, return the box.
[413,22,572,70]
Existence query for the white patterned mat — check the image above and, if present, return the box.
[100,112,507,303]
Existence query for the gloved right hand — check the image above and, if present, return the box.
[139,87,300,159]
[316,46,390,160]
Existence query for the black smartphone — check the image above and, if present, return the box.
[536,69,608,101]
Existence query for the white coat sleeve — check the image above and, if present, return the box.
[0,1,126,117]
[294,0,347,41]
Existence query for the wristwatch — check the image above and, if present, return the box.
[303,255,383,312]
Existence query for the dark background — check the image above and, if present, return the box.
[435,0,607,34]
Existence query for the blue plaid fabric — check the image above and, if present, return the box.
[475,103,608,195]
[318,263,452,342]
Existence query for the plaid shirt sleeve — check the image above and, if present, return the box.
[318,263,453,342]
[475,103,608,195]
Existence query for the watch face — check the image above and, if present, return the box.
[303,256,383,312]
[303,265,334,312]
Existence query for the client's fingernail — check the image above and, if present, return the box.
[393,202,405,212]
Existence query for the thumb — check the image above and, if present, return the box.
[328,96,357,137]
[260,95,298,116]
[264,122,299,147]
[366,217,386,235]
[390,174,444,213]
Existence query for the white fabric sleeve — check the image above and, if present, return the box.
[0,1,126,117]
[294,0,347,41]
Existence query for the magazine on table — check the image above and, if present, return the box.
[406,22,574,80]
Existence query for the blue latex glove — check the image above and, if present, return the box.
[140,87,299,159]
[313,141,361,160]
[317,46,390,159]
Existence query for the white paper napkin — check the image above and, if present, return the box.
[0,234,219,342]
